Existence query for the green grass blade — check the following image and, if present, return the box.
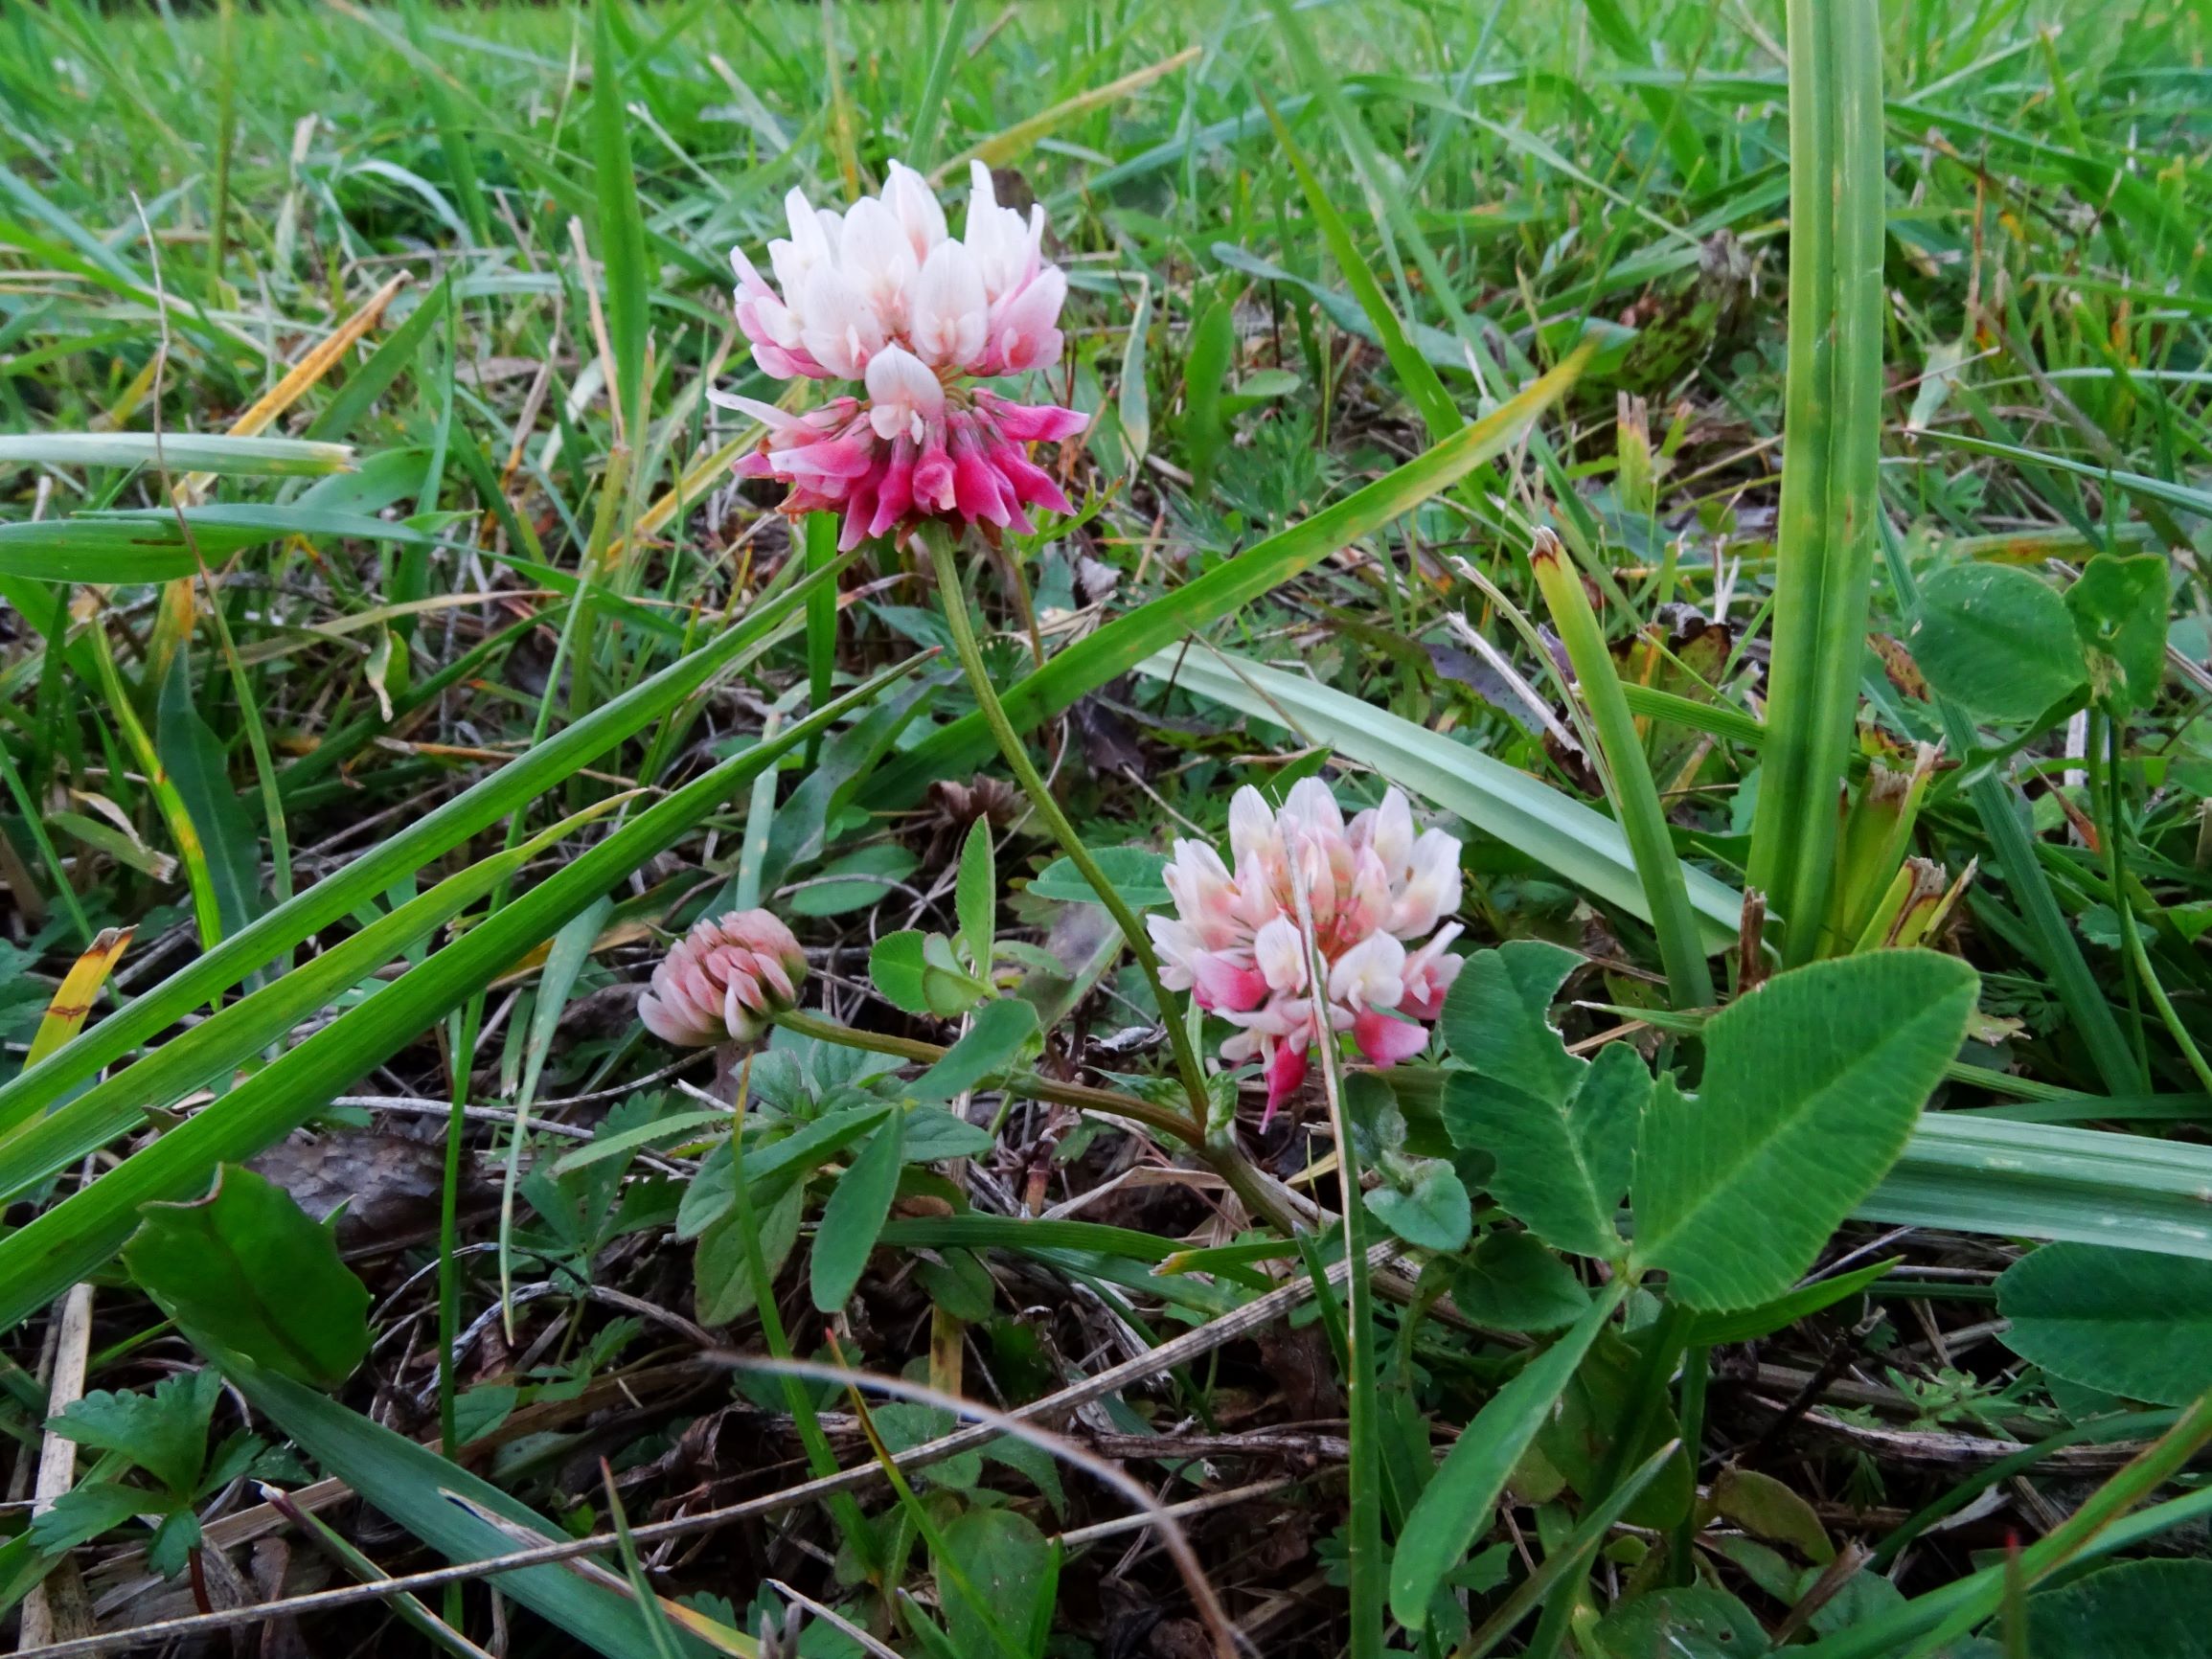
[0,433,355,475]
[225,1358,714,1659]
[0,553,850,1124]
[1260,83,1458,443]
[1862,1115,2212,1260]
[1530,532,1717,1007]
[306,279,451,443]
[906,0,970,171]
[592,0,651,443]
[0,659,917,1336]
[1744,0,1887,963]
[866,352,1585,806]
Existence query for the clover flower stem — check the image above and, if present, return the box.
[921,523,1218,1130]
[771,1007,1307,1233]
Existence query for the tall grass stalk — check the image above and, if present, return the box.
[1745,0,1886,964]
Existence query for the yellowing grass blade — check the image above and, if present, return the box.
[26,926,133,1068]
[933,46,1202,180]
[172,273,410,505]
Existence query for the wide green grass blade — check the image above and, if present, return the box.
[866,352,1585,806]
[1744,0,1887,962]
[0,553,848,1122]
[1530,533,1717,1007]
[0,433,355,475]
[0,660,916,1336]
[592,0,651,443]
[0,505,428,584]
[0,830,548,1198]
[1863,1115,2212,1261]
[224,1357,716,1659]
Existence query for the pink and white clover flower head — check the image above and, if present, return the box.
[716,160,1087,552]
[639,909,809,1048]
[1146,780,1468,1123]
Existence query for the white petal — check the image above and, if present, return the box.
[910,239,990,369]
[784,188,831,263]
[798,266,884,378]
[883,159,948,259]
[1327,931,1406,1011]
[864,344,945,439]
[1253,916,1308,995]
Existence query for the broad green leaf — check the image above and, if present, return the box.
[221,1357,717,1659]
[1028,846,1171,909]
[1363,1159,1471,1252]
[0,551,849,1129]
[1595,1586,1773,1658]
[1711,1466,1835,1565]
[1440,943,1648,1258]
[0,433,354,475]
[2025,1557,2212,1658]
[878,1402,983,1491]
[868,929,988,1017]
[30,1483,150,1557]
[1439,943,1589,1099]
[1997,1244,2212,1406]
[695,1182,802,1326]
[48,1369,217,1499]
[810,1112,903,1312]
[900,1106,996,1162]
[786,843,920,917]
[146,1510,201,1579]
[868,353,1585,807]
[2067,552,2170,716]
[909,998,1041,1103]
[1632,951,1979,1309]
[921,932,992,1016]
[870,929,935,1014]
[1451,1231,1589,1332]
[955,818,995,974]
[123,1165,371,1389]
[940,1506,1054,1659]
[1389,1280,1626,1628]
[1136,649,1742,950]
[1536,1328,1696,1530]
[1908,561,2086,724]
